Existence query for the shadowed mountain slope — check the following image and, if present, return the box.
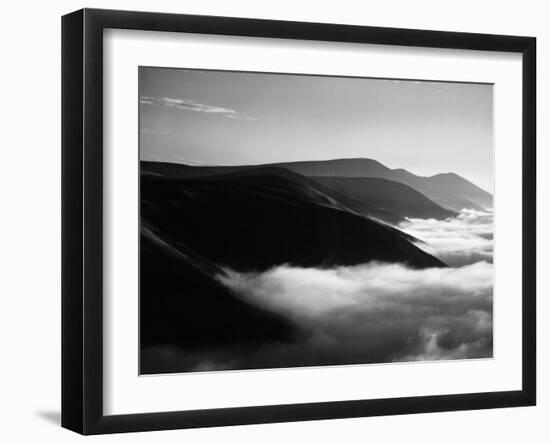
[311,176,456,222]
[140,226,298,373]
[197,166,407,223]
[141,166,445,270]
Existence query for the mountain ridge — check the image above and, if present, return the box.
[142,157,492,211]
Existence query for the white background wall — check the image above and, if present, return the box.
[0,0,546,441]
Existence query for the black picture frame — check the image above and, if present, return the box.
[62,8,536,435]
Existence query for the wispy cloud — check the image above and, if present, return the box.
[224,114,258,121]
[140,96,258,121]
[142,152,210,166]
[140,127,169,136]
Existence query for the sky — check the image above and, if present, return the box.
[139,67,494,192]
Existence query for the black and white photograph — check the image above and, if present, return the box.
[139,67,494,375]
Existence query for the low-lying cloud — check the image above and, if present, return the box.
[399,209,494,266]
[208,261,493,369]
[146,210,494,373]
